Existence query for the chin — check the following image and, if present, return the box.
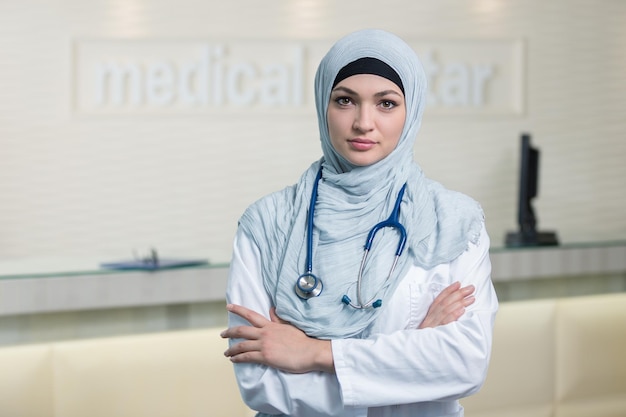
[345,155,384,167]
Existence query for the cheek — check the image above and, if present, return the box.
[391,112,406,144]
[383,116,405,147]
[326,110,346,144]
[327,119,338,141]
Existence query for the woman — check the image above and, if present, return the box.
[222,29,498,417]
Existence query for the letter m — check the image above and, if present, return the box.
[95,63,142,106]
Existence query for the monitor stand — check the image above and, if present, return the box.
[505,230,559,247]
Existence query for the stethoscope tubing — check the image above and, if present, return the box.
[305,167,323,274]
[296,166,407,308]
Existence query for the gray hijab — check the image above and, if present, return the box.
[238,29,484,338]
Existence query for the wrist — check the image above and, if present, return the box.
[312,339,335,374]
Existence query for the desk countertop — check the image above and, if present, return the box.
[1,241,625,317]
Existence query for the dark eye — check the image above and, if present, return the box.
[380,100,397,109]
[335,96,352,106]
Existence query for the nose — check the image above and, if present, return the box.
[353,105,375,132]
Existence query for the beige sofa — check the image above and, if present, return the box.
[1,292,625,417]
[0,327,254,417]
[463,292,626,417]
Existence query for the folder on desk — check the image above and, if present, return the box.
[100,258,209,271]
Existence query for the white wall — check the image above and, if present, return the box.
[1,0,625,262]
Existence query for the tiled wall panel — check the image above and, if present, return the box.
[1,0,624,260]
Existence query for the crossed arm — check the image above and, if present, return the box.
[221,281,476,374]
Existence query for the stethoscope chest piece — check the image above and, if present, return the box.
[295,273,323,299]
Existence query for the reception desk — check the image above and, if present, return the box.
[0,262,229,317]
[1,241,625,345]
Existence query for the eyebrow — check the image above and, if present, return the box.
[331,86,403,98]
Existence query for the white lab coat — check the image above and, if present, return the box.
[226,223,498,417]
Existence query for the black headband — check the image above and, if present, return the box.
[332,57,404,94]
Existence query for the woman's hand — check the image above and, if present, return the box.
[418,282,475,329]
[221,304,334,374]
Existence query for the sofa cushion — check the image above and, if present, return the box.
[52,328,253,417]
[462,298,556,417]
[555,293,626,417]
[0,344,54,417]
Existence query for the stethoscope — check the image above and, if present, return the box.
[294,167,408,309]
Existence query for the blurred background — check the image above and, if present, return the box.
[0,0,625,345]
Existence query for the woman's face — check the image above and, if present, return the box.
[327,74,406,167]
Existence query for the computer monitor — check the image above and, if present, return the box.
[505,133,559,247]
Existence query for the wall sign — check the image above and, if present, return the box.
[73,39,524,116]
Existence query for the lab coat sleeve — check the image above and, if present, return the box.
[332,224,498,408]
[226,228,352,417]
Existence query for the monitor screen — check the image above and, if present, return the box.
[505,133,559,247]
[519,133,538,233]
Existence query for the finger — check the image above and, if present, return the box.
[460,285,475,296]
[221,325,261,340]
[435,283,475,308]
[446,307,466,323]
[224,339,260,357]
[445,296,475,320]
[431,294,472,320]
[441,283,474,301]
[269,307,290,324]
[462,295,476,307]
[226,304,270,327]
[434,287,466,308]
[439,281,461,298]
[269,307,282,323]
[228,350,267,365]
[431,282,461,306]
[445,294,475,314]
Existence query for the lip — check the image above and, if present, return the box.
[347,138,376,151]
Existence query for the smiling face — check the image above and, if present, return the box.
[327,74,406,167]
